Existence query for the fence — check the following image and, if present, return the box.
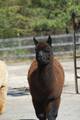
[0,34,80,60]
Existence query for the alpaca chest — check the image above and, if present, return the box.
[30,69,53,97]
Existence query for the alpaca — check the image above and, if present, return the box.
[0,61,8,114]
[28,36,64,120]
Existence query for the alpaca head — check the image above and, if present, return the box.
[33,36,53,65]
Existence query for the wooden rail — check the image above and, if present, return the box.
[0,34,80,59]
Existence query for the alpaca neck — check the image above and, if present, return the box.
[37,59,54,90]
[38,57,53,76]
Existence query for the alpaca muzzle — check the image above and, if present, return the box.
[36,51,49,65]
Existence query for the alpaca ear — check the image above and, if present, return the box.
[47,35,52,46]
[33,37,38,46]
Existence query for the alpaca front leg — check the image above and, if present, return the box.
[47,98,60,120]
[34,105,46,120]
[0,100,6,114]
[47,106,57,120]
[0,86,7,114]
[33,100,46,120]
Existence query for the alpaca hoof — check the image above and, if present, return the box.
[37,113,46,120]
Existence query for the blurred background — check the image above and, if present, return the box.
[0,0,80,62]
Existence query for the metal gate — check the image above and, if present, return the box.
[72,12,80,93]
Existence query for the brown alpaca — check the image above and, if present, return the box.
[28,36,64,120]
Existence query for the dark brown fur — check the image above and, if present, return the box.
[28,36,64,120]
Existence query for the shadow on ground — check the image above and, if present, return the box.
[8,87,30,97]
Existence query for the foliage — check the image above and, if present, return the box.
[0,0,80,38]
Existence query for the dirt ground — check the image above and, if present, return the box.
[0,59,80,120]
